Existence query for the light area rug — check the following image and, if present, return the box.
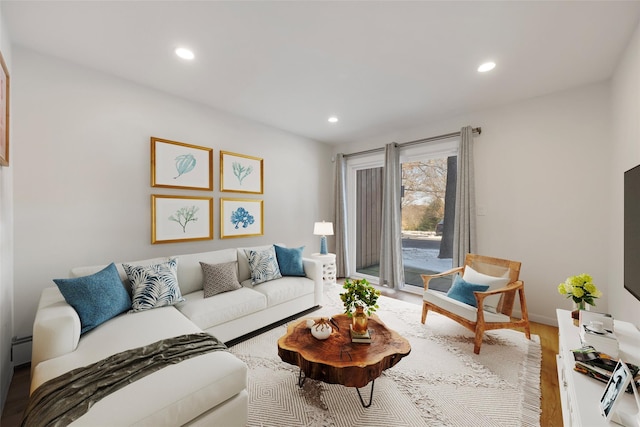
[228,284,541,427]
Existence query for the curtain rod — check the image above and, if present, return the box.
[343,127,481,159]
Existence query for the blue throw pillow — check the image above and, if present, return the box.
[446,275,490,307]
[274,245,305,277]
[54,263,132,334]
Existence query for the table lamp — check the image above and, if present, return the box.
[313,221,334,255]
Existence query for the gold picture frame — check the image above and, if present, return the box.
[220,198,264,238]
[0,48,10,166]
[152,195,213,244]
[220,151,263,194]
[151,137,213,190]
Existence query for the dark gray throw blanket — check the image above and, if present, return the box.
[22,332,227,427]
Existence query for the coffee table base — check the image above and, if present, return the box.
[297,369,375,408]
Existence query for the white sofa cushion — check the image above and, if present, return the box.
[251,276,315,307]
[70,352,247,426]
[31,303,247,426]
[423,289,510,323]
[176,287,267,331]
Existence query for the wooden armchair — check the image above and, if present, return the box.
[421,253,531,354]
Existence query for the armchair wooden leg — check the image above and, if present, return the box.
[421,303,429,324]
[473,328,484,354]
[518,288,532,340]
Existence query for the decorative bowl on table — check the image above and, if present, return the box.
[310,318,333,340]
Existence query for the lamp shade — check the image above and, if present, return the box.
[313,221,334,236]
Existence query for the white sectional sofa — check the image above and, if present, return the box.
[29,245,323,426]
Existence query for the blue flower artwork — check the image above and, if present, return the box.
[230,207,255,229]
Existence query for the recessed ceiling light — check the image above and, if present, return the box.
[175,47,195,60]
[328,116,339,123]
[477,62,496,73]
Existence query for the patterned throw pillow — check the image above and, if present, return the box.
[123,258,185,312]
[200,261,242,298]
[274,245,305,277]
[54,263,131,334]
[246,246,282,285]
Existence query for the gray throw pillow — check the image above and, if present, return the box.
[200,261,242,298]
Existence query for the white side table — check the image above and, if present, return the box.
[310,253,337,285]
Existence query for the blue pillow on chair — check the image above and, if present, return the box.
[274,245,305,277]
[446,275,490,308]
[54,263,131,334]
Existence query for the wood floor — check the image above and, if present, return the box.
[1,291,562,427]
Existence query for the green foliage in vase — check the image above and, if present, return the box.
[340,278,381,317]
[169,205,199,233]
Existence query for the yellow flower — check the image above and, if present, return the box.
[572,286,585,298]
[584,283,597,294]
[558,273,602,306]
[557,283,568,295]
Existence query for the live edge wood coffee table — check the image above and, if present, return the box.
[277,314,411,407]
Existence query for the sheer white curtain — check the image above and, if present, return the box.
[453,126,477,266]
[379,143,405,289]
[333,153,349,278]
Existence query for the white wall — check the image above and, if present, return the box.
[336,83,613,326]
[0,4,13,412]
[610,20,640,327]
[11,48,333,359]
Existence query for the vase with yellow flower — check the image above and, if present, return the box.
[557,273,602,325]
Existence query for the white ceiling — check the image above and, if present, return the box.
[4,1,640,144]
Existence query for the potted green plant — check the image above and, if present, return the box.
[340,278,381,335]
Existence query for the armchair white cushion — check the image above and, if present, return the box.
[423,290,510,323]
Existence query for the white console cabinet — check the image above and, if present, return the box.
[556,309,640,426]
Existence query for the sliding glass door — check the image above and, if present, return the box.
[400,155,455,292]
[347,139,458,292]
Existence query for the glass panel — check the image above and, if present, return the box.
[355,167,383,279]
[401,156,455,291]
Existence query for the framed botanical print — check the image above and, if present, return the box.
[151,137,213,190]
[152,195,213,244]
[220,151,263,194]
[0,49,9,167]
[220,198,263,238]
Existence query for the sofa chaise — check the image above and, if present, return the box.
[28,244,323,426]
